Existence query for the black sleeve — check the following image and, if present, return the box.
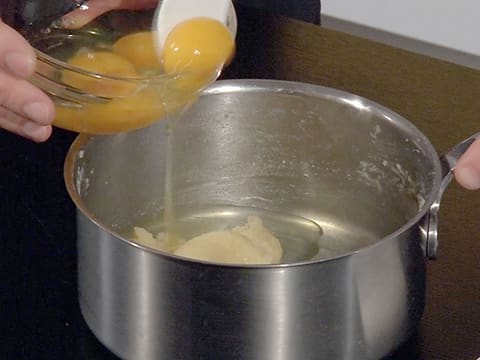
[234,0,321,24]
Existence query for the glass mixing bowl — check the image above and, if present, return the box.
[13,3,236,134]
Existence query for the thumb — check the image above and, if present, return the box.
[454,137,480,190]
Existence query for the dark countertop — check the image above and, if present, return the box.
[2,7,480,360]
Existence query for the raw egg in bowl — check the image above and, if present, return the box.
[23,5,236,134]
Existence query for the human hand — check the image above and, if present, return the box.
[0,19,54,142]
[62,0,159,29]
[455,137,480,190]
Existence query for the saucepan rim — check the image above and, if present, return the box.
[64,79,443,268]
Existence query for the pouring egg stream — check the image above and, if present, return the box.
[54,17,235,134]
[54,10,293,265]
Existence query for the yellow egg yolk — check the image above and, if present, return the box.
[54,88,166,134]
[112,31,162,70]
[55,21,235,134]
[62,50,139,97]
[161,17,235,77]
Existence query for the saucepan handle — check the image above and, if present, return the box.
[424,131,480,259]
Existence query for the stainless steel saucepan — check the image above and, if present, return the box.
[64,80,479,360]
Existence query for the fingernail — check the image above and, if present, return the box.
[4,52,35,78]
[456,166,480,190]
[23,102,52,125]
[22,122,50,142]
[61,13,89,29]
[60,16,77,29]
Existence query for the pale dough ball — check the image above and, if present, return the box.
[232,216,283,264]
[174,230,267,264]
[132,216,283,265]
[174,216,283,265]
[132,227,185,253]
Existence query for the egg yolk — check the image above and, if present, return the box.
[161,17,235,77]
[112,31,162,71]
[55,20,235,134]
[55,88,166,134]
[62,50,139,97]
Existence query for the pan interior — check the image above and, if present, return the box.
[70,83,439,263]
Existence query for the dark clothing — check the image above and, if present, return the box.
[235,0,321,24]
[1,1,321,29]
